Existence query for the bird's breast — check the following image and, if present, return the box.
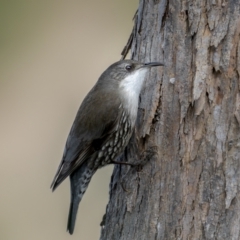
[92,110,133,168]
[121,92,139,125]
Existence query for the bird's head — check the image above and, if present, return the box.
[98,59,164,96]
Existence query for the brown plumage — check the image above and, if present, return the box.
[51,60,163,234]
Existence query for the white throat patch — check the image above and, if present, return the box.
[119,68,148,97]
[119,68,148,119]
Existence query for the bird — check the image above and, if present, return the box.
[51,59,164,234]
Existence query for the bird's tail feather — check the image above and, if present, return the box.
[67,200,80,235]
[67,164,95,234]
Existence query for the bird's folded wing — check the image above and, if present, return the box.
[51,112,123,191]
[51,89,123,191]
[50,142,92,191]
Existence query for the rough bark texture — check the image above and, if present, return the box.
[100,0,240,239]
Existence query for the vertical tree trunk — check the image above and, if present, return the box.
[100,0,240,239]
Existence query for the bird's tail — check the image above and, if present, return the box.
[67,164,95,234]
[67,200,80,235]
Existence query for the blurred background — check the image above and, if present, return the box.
[0,1,138,239]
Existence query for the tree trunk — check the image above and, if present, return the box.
[100,0,240,239]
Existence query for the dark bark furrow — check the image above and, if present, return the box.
[100,1,240,239]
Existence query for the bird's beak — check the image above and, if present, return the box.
[144,62,164,67]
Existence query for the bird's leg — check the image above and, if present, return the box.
[111,160,137,166]
[111,147,140,166]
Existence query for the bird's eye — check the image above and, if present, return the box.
[125,64,132,71]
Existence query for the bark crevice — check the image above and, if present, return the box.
[100,0,240,239]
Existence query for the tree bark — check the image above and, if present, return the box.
[100,0,240,239]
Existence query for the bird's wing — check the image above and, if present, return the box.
[50,141,92,191]
[51,89,122,191]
